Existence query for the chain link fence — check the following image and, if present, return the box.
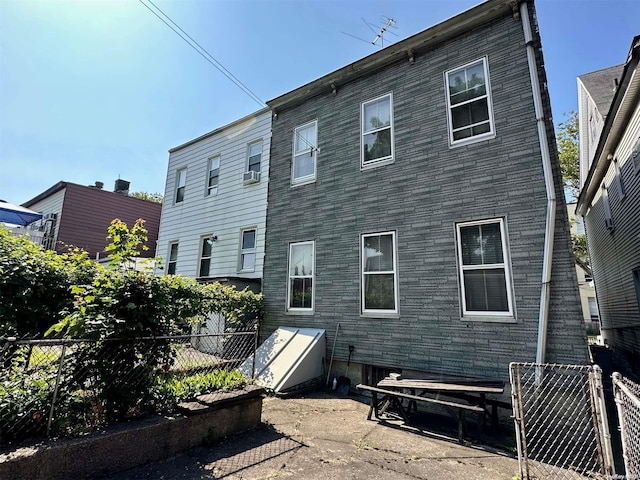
[0,326,257,447]
[510,362,614,479]
[613,372,640,479]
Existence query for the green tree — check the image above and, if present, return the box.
[129,191,163,203]
[557,111,580,201]
[556,111,590,265]
[105,218,150,269]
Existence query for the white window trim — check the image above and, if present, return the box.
[361,93,395,169]
[292,120,318,186]
[444,57,496,148]
[167,241,179,275]
[246,140,262,173]
[287,240,315,313]
[602,184,614,231]
[175,168,187,204]
[198,235,214,278]
[238,227,257,273]
[361,231,399,315]
[206,156,220,197]
[613,158,625,200]
[455,218,514,318]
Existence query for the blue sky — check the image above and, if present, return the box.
[1,0,638,205]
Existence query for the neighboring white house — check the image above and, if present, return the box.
[156,107,271,292]
[576,35,640,373]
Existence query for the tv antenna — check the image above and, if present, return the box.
[343,17,397,49]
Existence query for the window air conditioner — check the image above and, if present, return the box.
[44,213,58,220]
[605,217,614,230]
[243,171,260,184]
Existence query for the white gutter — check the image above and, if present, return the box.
[520,1,556,364]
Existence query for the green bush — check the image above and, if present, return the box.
[156,370,247,408]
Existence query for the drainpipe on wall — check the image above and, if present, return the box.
[520,0,556,365]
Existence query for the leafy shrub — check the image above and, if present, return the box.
[156,370,247,408]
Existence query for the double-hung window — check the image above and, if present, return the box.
[361,93,394,167]
[167,242,179,275]
[287,241,314,311]
[361,231,398,314]
[199,236,214,277]
[292,121,317,185]
[445,57,495,146]
[239,228,256,272]
[632,137,640,173]
[175,168,187,203]
[247,141,262,173]
[613,158,625,199]
[206,156,220,196]
[602,184,614,231]
[456,219,513,317]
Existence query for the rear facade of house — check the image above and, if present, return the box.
[261,0,589,384]
[155,108,271,292]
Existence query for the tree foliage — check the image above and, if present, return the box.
[557,111,580,201]
[129,191,163,203]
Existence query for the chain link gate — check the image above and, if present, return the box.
[510,363,614,479]
[612,373,640,478]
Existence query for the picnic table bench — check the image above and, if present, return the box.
[356,374,508,444]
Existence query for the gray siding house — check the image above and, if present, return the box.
[261,0,589,384]
[576,36,640,374]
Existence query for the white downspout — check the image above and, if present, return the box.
[520,1,556,364]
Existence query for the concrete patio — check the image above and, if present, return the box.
[100,391,520,479]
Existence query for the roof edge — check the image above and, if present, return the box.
[169,106,271,154]
[267,0,518,111]
[577,35,640,216]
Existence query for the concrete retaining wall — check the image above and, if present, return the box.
[0,386,264,480]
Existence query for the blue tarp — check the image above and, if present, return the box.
[0,200,43,226]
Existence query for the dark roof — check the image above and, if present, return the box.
[267,0,516,110]
[578,64,625,117]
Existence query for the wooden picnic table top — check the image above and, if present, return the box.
[377,375,505,394]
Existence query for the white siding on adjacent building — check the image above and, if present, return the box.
[156,109,271,280]
[26,188,66,249]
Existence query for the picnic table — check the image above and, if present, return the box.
[357,374,509,443]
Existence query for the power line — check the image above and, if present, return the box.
[138,0,264,107]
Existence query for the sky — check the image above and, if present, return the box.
[0,0,638,205]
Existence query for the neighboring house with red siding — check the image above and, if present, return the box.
[21,179,162,259]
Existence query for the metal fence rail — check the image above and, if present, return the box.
[510,362,614,479]
[0,329,257,447]
[613,372,640,478]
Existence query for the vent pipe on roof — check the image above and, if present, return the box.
[114,179,130,195]
[94,181,104,189]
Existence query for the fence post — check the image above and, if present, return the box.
[612,372,631,477]
[251,324,258,379]
[46,344,67,437]
[591,365,615,475]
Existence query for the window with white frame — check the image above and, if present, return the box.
[361,93,394,167]
[456,219,513,316]
[292,121,317,185]
[175,168,187,203]
[632,137,640,173]
[199,236,214,277]
[206,156,220,196]
[288,241,314,310]
[587,297,599,321]
[361,231,398,314]
[167,242,179,275]
[602,184,614,230]
[613,158,625,199]
[445,58,495,145]
[239,228,256,271]
[247,141,262,173]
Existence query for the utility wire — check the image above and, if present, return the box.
[138,0,265,107]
